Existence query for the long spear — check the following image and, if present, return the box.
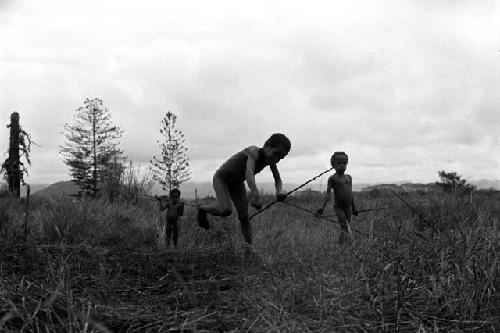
[249,166,334,220]
[281,201,370,236]
[357,206,389,213]
[387,188,427,222]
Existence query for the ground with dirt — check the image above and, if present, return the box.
[1,242,269,332]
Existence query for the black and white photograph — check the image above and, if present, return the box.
[1,0,499,331]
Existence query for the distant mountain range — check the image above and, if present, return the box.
[19,183,52,197]
[151,181,370,198]
[27,181,79,198]
[27,178,500,199]
[472,179,500,191]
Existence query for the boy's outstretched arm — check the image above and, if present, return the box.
[270,164,285,201]
[317,177,333,215]
[245,147,262,209]
[156,196,171,211]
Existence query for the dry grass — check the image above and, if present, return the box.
[1,189,499,332]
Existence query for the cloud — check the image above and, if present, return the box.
[0,0,498,185]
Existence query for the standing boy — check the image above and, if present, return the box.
[197,133,291,244]
[316,152,359,244]
[157,188,184,248]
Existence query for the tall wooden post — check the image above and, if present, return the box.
[7,112,21,198]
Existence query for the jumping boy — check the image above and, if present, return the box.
[316,152,359,244]
[197,133,291,244]
[157,188,184,248]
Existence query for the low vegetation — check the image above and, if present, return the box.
[1,188,499,332]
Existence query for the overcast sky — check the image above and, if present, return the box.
[1,0,498,186]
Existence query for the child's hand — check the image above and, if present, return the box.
[250,196,263,210]
[316,208,324,216]
[276,194,287,202]
[353,209,359,216]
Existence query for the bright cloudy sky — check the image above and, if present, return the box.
[0,0,498,185]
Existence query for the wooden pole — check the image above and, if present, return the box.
[24,184,30,242]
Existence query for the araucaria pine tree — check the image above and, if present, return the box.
[151,112,191,192]
[1,112,33,197]
[60,98,124,197]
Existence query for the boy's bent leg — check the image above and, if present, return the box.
[229,182,252,244]
[200,173,233,216]
[198,173,233,229]
[166,222,173,247]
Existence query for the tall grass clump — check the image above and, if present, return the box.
[31,197,157,247]
[0,194,30,242]
[0,252,110,332]
[241,190,500,331]
[0,198,18,238]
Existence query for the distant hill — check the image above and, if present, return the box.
[4,183,61,197]
[142,181,369,198]
[18,183,50,197]
[471,179,500,190]
[32,181,79,198]
[363,183,440,193]
[28,180,369,200]
[364,180,500,192]
[25,178,500,200]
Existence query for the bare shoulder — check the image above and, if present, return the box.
[244,146,260,159]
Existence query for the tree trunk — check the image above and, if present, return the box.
[8,112,21,197]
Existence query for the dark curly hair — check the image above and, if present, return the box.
[264,133,291,153]
[330,152,348,166]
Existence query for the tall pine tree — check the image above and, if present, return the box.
[60,98,124,197]
[151,112,191,192]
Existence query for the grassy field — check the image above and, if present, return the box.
[1,189,499,332]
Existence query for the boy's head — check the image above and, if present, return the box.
[330,152,348,174]
[263,133,291,164]
[170,188,181,202]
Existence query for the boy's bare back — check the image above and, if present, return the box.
[216,146,268,184]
